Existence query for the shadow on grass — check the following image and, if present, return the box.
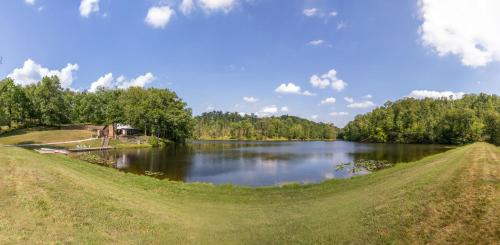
[0,126,59,138]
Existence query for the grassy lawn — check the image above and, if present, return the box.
[0,128,94,145]
[0,128,152,149]
[0,143,498,244]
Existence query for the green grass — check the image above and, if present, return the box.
[0,128,94,145]
[0,143,498,244]
[0,128,152,149]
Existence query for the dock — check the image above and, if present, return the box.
[68,147,113,152]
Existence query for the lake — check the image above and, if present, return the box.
[96,141,452,186]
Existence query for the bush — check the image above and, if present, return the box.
[148,136,166,147]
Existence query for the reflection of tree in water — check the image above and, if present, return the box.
[95,141,453,186]
[99,145,196,181]
[349,144,451,163]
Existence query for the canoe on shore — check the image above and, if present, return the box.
[35,148,70,154]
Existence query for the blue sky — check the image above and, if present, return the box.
[1,0,499,126]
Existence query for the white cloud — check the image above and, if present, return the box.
[145,6,175,29]
[243,96,258,103]
[180,0,195,15]
[310,75,330,89]
[329,111,348,116]
[308,40,324,46]
[280,106,289,112]
[320,97,336,105]
[80,0,99,17]
[331,79,347,91]
[88,72,155,92]
[311,115,318,120]
[329,11,337,17]
[89,73,114,92]
[303,90,317,96]
[260,105,278,114]
[407,90,465,100]
[364,94,373,99]
[310,69,347,91]
[8,59,79,89]
[303,8,319,17]
[199,0,237,13]
[118,72,156,89]
[25,0,35,5]
[418,0,500,67]
[344,97,354,103]
[275,82,301,94]
[347,100,375,109]
[337,21,347,30]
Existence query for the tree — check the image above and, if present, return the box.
[342,94,499,145]
[31,76,69,126]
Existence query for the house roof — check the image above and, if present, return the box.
[117,124,135,130]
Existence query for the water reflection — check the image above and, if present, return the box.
[96,141,452,186]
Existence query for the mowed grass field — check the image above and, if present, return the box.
[0,143,498,244]
[0,128,94,145]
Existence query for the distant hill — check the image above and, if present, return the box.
[194,111,337,140]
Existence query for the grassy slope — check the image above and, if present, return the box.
[0,143,498,244]
[0,128,94,145]
[0,129,152,149]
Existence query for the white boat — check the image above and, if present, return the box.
[35,148,70,154]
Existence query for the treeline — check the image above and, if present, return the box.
[0,76,193,142]
[340,94,500,145]
[194,111,337,140]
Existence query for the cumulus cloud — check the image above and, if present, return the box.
[337,21,347,30]
[310,75,330,89]
[118,72,156,89]
[331,79,347,91]
[364,94,373,99]
[310,69,347,91]
[89,72,156,92]
[347,100,375,109]
[199,0,237,13]
[25,0,35,5]
[243,96,258,103]
[308,40,324,46]
[80,0,99,17]
[260,105,278,114]
[303,90,317,96]
[418,0,500,67]
[89,73,114,92]
[303,8,319,17]
[8,59,79,89]
[311,115,318,120]
[407,90,465,100]
[344,97,354,103]
[145,6,175,28]
[320,97,336,105]
[275,82,301,94]
[280,106,289,112]
[329,111,348,116]
[180,0,195,15]
[329,11,337,17]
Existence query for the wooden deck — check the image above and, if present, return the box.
[68,147,113,152]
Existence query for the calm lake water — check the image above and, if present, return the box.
[97,141,452,186]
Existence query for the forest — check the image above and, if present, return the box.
[0,77,193,142]
[2,76,499,145]
[340,94,500,145]
[193,111,337,140]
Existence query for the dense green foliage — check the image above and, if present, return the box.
[0,76,193,142]
[341,94,500,145]
[194,111,337,140]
